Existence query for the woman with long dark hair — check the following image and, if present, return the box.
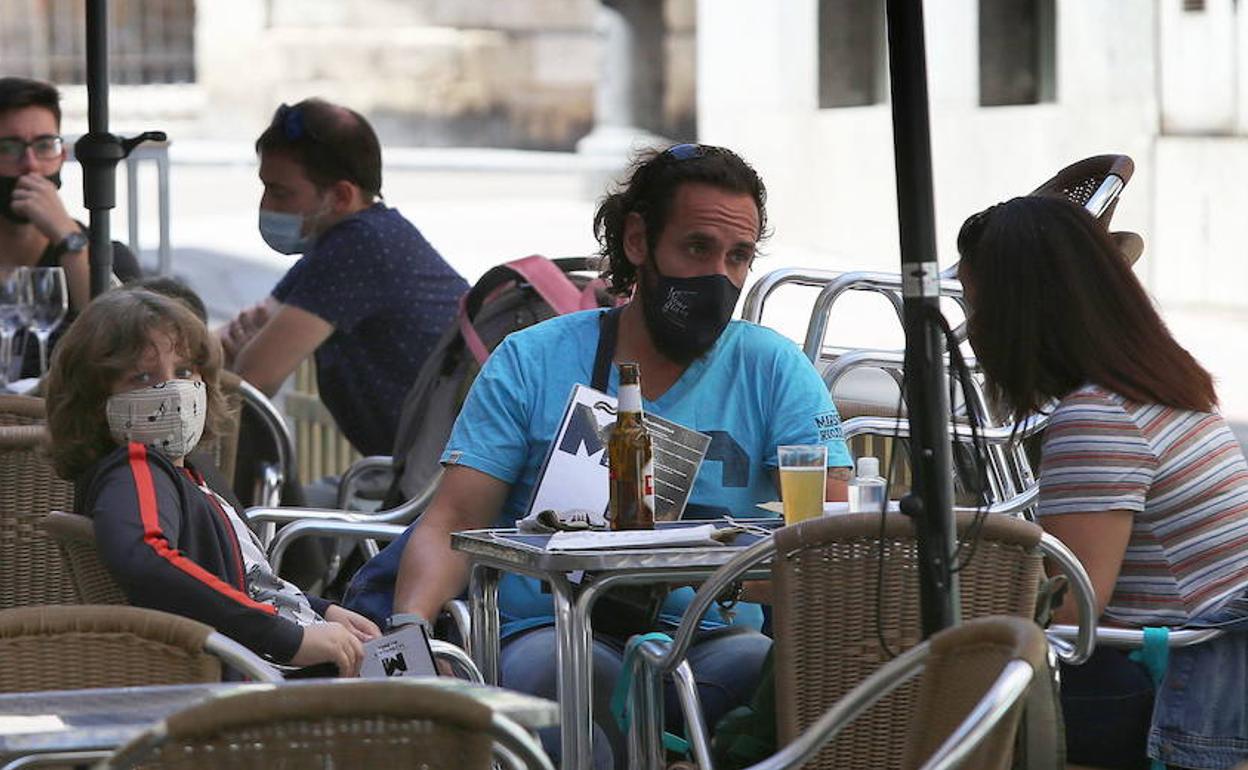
[958,195,1248,770]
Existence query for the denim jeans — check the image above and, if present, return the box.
[500,624,772,770]
[1148,595,1248,769]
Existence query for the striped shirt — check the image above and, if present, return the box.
[1038,384,1248,626]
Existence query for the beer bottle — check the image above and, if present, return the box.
[609,362,655,530]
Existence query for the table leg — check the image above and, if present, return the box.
[468,564,501,685]
[550,575,592,770]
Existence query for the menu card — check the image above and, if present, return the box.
[528,384,711,522]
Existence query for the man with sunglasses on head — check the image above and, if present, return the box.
[221,98,467,459]
[0,77,140,359]
[344,144,853,769]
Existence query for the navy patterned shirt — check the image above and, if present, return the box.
[271,203,467,455]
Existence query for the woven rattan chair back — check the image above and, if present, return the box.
[39,511,129,605]
[0,394,46,426]
[105,681,497,770]
[1029,154,1142,263]
[771,512,1044,770]
[1029,154,1133,214]
[0,425,78,608]
[901,616,1048,770]
[0,605,222,692]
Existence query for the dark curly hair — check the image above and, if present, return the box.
[957,195,1215,421]
[45,288,230,481]
[594,144,769,295]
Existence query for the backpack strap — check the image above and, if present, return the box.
[592,307,623,392]
[500,255,583,315]
[458,255,589,365]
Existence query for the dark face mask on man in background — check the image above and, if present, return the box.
[0,171,61,225]
[638,256,742,365]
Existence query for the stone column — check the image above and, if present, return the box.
[577,0,669,161]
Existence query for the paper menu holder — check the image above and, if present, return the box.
[527,384,711,523]
[360,623,437,679]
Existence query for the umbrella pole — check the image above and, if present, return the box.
[82,0,115,298]
[885,0,959,637]
[78,0,165,298]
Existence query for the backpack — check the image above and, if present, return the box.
[382,255,615,509]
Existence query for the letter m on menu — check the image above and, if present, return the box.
[559,402,610,467]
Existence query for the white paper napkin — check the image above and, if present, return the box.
[546,524,725,551]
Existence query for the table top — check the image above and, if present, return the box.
[0,677,559,758]
[452,519,780,574]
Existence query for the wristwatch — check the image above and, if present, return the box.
[50,230,88,260]
[388,612,431,631]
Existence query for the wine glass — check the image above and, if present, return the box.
[0,267,32,389]
[28,267,68,377]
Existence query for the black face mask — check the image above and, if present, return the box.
[0,172,61,224]
[638,260,742,365]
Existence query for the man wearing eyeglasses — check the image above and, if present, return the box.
[0,77,140,315]
[221,98,468,461]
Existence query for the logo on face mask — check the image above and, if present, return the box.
[0,172,62,225]
[639,260,741,365]
[105,379,207,460]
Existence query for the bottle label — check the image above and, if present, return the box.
[642,457,655,512]
[618,383,642,414]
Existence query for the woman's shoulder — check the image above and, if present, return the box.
[1045,385,1146,446]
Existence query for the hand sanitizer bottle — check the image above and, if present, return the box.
[847,456,887,513]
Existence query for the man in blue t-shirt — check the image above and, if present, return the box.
[347,144,852,769]
[220,98,468,456]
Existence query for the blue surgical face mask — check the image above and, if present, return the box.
[258,209,308,255]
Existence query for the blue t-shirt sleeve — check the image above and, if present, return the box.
[275,219,396,333]
[439,337,532,485]
[765,342,854,468]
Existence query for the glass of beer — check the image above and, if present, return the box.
[778,444,827,525]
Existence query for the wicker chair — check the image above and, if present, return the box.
[0,425,78,608]
[37,513,486,683]
[0,604,279,693]
[100,680,553,770]
[771,513,1049,770]
[0,393,45,426]
[738,615,1050,770]
[622,513,1082,770]
[1029,153,1142,264]
[39,511,129,605]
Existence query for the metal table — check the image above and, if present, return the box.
[0,677,559,768]
[453,521,777,770]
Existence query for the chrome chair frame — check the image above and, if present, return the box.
[237,380,298,515]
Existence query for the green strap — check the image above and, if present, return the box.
[609,632,691,756]
[1127,626,1170,770]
